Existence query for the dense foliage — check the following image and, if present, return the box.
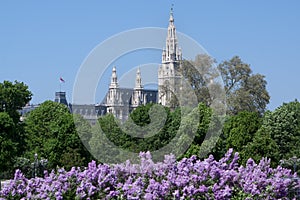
[0,112,17,173]
[241,100,300,167]
[89,104,181,163]
[0,81,32,178]
[219,111,262,164]
[0,80,32,123]
[218,56,270,115]
[180,55,270,115]
[0,56,299,198]
[1,149,299,199]
[24,101,92,170]
[179,54,219,107]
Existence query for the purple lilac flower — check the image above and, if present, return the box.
[1,149,299,199]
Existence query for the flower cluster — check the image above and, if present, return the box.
[1,149,299,199]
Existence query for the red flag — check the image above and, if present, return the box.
[60,77,65,83]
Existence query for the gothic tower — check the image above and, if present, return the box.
[158,7,182,106]
[132,68,144,109]
[106,66,123,119]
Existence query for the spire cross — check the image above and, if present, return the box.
[169,4,174,23]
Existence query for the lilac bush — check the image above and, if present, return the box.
[1,149,299,199]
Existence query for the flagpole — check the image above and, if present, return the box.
[59,77,65,92]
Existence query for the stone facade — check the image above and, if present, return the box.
[102,67,158,121]
[158,8,183,107]
[21,9,182,124]
[101,8,182,121]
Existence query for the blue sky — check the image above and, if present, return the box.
[0,1,299,110]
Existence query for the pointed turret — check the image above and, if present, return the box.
[107,66,120,109]
[110,66,118,89]
[105,66,127,120]
[135,68,143,89]
[132,68,144,108]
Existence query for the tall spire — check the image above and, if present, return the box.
[162,5,182,63]
[109,66,118,88]
[158,6,183,106]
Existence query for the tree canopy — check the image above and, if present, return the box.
[254,101,300,161]
[233,100,300,167]
[0,112,17,173]
[218,56,270,115]
[0,80,32,178]
[179,54,220,106]
[179,55,270,115]
[0,80,32,122]
[224,111,261,152]
[24,101,92,169]
[0,61,298,178]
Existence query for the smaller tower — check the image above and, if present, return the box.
[135,68,143,89]
[106,66,122,118]
[55,91,68,106]
[132,68,144,108]
[110,66,118,89]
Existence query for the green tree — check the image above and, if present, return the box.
[89,118,124,164]
[243,129,280,167]
[125,104,182,158]
[124,104,169,139]
[99,113,127,148]
[0,80,32,177]
[223,111,262,160]
[179,55,269,115]
[179,103,224,159]
[24,101,91,170]
[0,80,32,123]
[179,54,220,106]
[258,101,300,160]
[73,114,93,152]
[218,56,270,115]
[89,104,182,163]
[241,101,300,167]
[0,112,17,174]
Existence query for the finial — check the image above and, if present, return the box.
[169,4,174,22]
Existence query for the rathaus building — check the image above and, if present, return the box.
[22,9,183,124]
[73,9,183,123]
[97,8,183,122]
